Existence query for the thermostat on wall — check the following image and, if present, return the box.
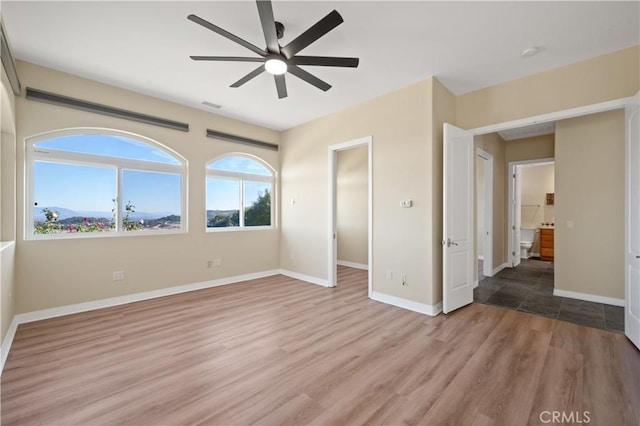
[401,200,413,208]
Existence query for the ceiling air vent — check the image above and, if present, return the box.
[202,101,222,109]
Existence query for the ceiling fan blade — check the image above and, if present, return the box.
[256,0,279,54]
[288,65,331,91]
[290,56,359,68]
[274,74,287,99]
[230,65,266,87]
[190,56,265,62]
[188,14,266,57]
[281,10,343,58]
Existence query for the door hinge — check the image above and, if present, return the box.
[512,225,516,230]
[512,251,516,256]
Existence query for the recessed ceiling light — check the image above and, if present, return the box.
[521,47,540,58]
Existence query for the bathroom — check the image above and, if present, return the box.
[519,162,555,261]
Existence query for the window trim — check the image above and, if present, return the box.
[26,128,188,240]
[206,153,276,232]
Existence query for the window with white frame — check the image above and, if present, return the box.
[27,130,186,238]
[206,155,274,230]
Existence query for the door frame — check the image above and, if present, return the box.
[507,159,554,268]
[476,148,494,279]
[328,136,372,295]
[465,95,633,298]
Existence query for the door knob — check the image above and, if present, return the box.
[447,238,458,247]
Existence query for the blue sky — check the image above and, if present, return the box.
[34,134,271,216]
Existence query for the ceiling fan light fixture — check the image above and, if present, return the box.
[265,57,287,75]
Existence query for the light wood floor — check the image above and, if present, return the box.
[2,267,638,425]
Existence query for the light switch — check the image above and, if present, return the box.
[566,220,574,229]
[401,200,413,208]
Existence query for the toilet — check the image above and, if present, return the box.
[520,227,535,259]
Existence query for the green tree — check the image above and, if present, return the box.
[122,202,143,231]
[34,208,62,234]
[208,211,239,228]
[244,189,271,226]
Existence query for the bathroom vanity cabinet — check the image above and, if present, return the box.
[540,228,554,261]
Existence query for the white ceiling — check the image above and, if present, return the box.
[2,1,639,131]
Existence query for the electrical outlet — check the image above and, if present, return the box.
[402,273,407,286]
[213,258,222,267]
[113,271,125,281]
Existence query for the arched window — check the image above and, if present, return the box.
[27,129,186,238]
[206,154,274,230]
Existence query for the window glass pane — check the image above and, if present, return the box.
[207,156,271,176]
[206,177,240,228]
[33,161,116,234]
[121,170,182,231]
[35,134,180,165]
[244,181,271,227]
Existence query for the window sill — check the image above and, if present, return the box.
[206,226,275,233]
[26,229,187,241]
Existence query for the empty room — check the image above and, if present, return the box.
[0,1,639,425]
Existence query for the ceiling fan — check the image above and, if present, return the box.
[188,0,359,99]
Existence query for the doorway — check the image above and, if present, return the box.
[328,136,372,295]
[508,159,555,269]
[476,149,493,281]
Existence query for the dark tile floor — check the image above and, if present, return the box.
[474,259,625,332]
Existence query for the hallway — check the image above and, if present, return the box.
[474,259,624,332]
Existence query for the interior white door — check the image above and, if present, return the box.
[625,92,640,350]
[513,166,522,267]
[443,123,475,314]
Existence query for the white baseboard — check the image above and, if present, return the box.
[337,260,368,270]
[14,270,282,325]
[370,291,442,316]
[279,269,331,287]
[0,269,281,376]
[492,262,509,275]
[553,289,625,307]
[1,317,19,374]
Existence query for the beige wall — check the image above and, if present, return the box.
[521,163,555,228]
[555,110,625,299]
[6,45,637,319]
[505,134,555,164]
[14,61,281,313]
[474,133,507,272]
[336,146,368,266]
[1,64,17,342]
[281,79,436,305]
[458,45,640,129]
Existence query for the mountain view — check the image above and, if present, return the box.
[33,206,181,233]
